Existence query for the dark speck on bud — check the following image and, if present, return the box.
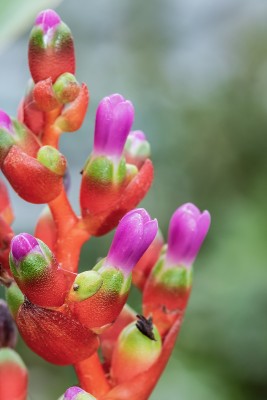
[73,284,79,291]
[136,314,156,341]
[0,300,17,348]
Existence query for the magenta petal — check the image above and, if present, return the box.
[106,209,158,273]
[93,94,134,158]
[0,109,12,132]
[185,210,211,264]
[35,9,61,32]
[135,219,158,261]
[106,100,134,157]
[166,203,211,266]
[109,93,125,106]
[11,233,40,262]
[107,213,143,271]
[94,97,113,153]
[64,386,84,400]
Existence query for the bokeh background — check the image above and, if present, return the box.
[0,0,267,398]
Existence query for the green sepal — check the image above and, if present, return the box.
[37,146,66,175]
[29,22,72,50]
[161,267,192,289]
[53,73,79,104]
[125,137,151,158]
[152,256,192,290]
[69,271,103,302]
[84,155,127,186]
[93,259,131,296]
[5,283,24,318]
[0,348,26,370]
[50,22,73,48]
[0,129,14,165]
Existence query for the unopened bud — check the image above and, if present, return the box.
[33,78,60,112]
[9,233,70,307]
[124,130,151,169]
[55,83,89,132]
[0,348,28,400]
[29,9,75,83]
[37,145,67,175]
[53,73,80,104]
[111,315,161,384]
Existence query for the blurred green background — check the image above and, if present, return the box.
[1,0,267,399]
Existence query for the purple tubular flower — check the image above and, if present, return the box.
[35,9,61,33]
[93,94,134,159]
[10,233,41,263]
[166,203,211,267]
[63,386,96,400]
[0,110,12,133]
[106,208,158,274]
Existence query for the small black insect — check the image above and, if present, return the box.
[136,314,156,341]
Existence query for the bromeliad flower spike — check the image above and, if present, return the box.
[0,8,211,400]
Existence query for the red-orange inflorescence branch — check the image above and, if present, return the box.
[0,8,211,400]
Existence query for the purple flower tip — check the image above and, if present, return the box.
[0,109,12,132]
[11,233,40,263]
[35,9,61,33]
[166,203,211,267]
[106,208,158,274]
[94,93,135,159]
[63,386,84,400]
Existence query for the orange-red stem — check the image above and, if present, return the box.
[74,352,111,398]
[49,190,90,272]
[42,109,62,148]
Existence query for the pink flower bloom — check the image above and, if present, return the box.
[94,94,134,159]
[35,9,61,33]
[166,203,211,267]
[106,208,158,274]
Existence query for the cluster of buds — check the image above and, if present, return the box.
[0,9,211,400]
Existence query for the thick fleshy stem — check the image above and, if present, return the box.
[42,109,62,147]
[48,190,89,272]
[74,352,110,398]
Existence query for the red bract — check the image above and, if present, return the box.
[16,300,99,365]
[2,145,65,203]
[80,158,154,236]
[18,92,45,137]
